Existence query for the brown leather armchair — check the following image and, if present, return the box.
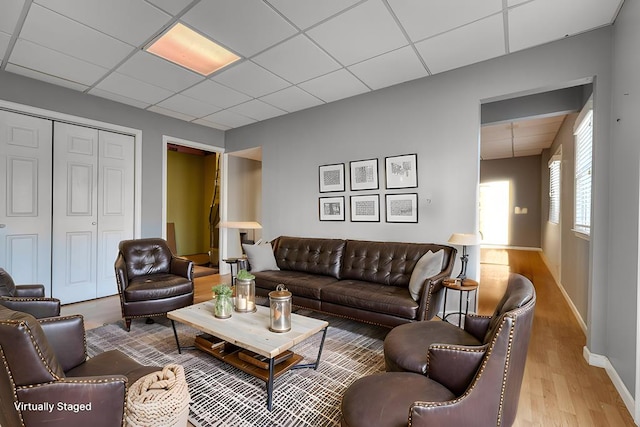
[341,273,536,427]
[0,268,60,318]
[114,238,194,331]
[0,305,158,427]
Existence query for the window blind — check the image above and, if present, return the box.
[574,110,592,235]
[549,160,560,224]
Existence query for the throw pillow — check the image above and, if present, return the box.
[408,250,444,301]
[242,243,280,272]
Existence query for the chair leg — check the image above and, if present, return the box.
[124,318,131,332]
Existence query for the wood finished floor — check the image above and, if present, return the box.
[61,249,635,426]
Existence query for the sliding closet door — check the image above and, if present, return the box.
[96,130,134,298]
[0,111,52,289]
[52,123,99,303]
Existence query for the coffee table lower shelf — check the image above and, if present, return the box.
[194,334,303,382]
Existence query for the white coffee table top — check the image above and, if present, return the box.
[168,300,328,359]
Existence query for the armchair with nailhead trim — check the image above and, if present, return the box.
[340,273,536,427]
[0,268,60,318]
[0,305,158,427]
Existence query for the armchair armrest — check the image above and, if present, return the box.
[38,315,87,372]
[0,296,60,318]
[463,314,491,342]
[171,257,193,281]
[114,253,128,292]
[17,376,127,427]
[426,343,488,396]
[13,284,45,297]
[417,270,449,321]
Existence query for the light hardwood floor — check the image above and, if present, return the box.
[61,249,636,426]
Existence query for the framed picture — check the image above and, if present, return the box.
[350,158,379,191]
[319,196,345,221]
[319,163,345,193]
[350,194,380,222]
[385,154,418,189]
[385,193,418,223]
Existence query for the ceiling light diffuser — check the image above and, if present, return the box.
[146,23,240,76]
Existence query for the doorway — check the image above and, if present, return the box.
[479,180,510,245]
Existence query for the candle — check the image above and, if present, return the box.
[247,301,255,311]
[236,297,247,310]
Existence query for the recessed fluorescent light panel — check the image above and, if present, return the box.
[146,23,240,76]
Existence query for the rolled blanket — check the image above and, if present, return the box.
[126,364,191,427]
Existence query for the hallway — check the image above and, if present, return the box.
[480,248,634,426]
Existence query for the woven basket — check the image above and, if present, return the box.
[126,364,190,427]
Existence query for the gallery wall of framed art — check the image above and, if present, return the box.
[318,153,419,223]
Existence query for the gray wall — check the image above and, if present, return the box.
[226,27,623,390]
[227,155,263,242]
[0,70,225,237]
[480,156,542,248]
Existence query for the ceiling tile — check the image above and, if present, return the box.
[481,123,512,140]
[182,0,297,57]
[116,51,203,92]
[94,72,173,104]
[192,117,232,131]
[416,14,505,75]
[307,0,408,66]
[0,32,11,58]
[34,0,171,46]
[298,69,369,103]
[260,86,324,112]
[144,0,192,16]
[268,0,361,30]
[212,61,290,98]
[509,0,621,53]
[87,87,152,109]
[5,63,89,92]
[507,0,528,5]
[1,0,24,33]
[513,134,555,147]
[348,46,427,90]
[388,0,502,42]
[514,148,543,157]
[181,79,251,109]
[201,110,257,128]
[156,94,221,118]
[229,99,287,121]
[19,4,133,68]
[147,105,197,122]
[253,35,341,84]
[9,38,109,86]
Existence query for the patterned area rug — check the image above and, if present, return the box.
[85,311,388,427]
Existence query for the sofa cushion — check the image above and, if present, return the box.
[273,236,346,279]
[253,270,339,300]
[341,240,445,286]
[243,243,280,272]
[408,250,444,301]
[321,280,418,320]
[125,274,192,302]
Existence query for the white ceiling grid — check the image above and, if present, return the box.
[0,0,623,137]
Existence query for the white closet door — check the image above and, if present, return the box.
[96,130,134,298]
[0,111,52,291]
[52,122,99,303]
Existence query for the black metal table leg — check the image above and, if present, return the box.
[267,357,275,411]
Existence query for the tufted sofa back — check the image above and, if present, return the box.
[118,238,173,280]
[341,240,454,287]
[272,236,346,278]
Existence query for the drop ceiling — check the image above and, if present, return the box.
[0,0,623,132]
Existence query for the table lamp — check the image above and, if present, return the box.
[447,232,481,280]
[217,221,262,259]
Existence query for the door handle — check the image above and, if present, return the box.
[92,222,97,225]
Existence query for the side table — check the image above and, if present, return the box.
[223,257,248,285]
[442,278,479,327]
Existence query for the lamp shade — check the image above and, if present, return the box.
[217,221,262,229]
[447,232,481,246]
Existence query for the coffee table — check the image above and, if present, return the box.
[167,300,329,411]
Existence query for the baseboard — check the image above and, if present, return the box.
[539,253,588,336]
[583,346,636,421]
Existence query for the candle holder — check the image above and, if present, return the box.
[269,284,292,333]
[234,269,256,313]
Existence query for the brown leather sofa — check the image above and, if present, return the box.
[0,305,158,427]
[114,238,194,331]
[0,268,60,318]
[252,236,456,327]
[340,273,536,427]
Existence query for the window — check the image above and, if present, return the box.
[549,158,561,224]
[574,106,593,236]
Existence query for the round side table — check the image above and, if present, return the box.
[223,257,248,285]
[442,278,479,327]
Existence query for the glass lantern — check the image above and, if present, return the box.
[269,284,292,333]
[234,277,256,313]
